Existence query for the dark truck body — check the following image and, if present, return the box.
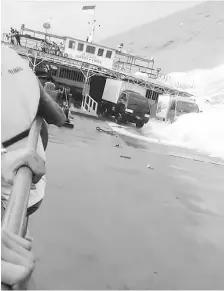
[101,79,150,128]
[114,90,150,127]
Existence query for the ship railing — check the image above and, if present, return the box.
[2,38,157,78]
[1,41,84,69]
[81,94,98,116]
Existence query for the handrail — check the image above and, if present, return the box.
[21,27,65,40]
[81,94,98,115]
[1,41,193,97]
[1,39,155,77]
[1,117,42,290]
[2,117,43,235]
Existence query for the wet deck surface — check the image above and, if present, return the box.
[29,115,224,290]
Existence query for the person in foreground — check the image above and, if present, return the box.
[1,230,34,290]
[1,45,66,289]
[1,45,66,216]
[1,147,46,289]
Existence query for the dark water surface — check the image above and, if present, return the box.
[29,115,224,290]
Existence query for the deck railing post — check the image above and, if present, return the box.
[1,117,42,290]
[2,117,43,235]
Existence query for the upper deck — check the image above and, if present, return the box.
[19,26,157,76]
[2,25,192,97]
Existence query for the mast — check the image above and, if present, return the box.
[87,6,100,43]
[43,17,51,41]
[90,9,96,43]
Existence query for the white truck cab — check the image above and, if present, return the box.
[156,95,199,123]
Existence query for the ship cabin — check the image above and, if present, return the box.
[63,37,116,70]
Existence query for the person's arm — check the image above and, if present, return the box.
[1,230,34,290]
[37,80,66,127]
[1,148,45,185]
[1,148,46,288]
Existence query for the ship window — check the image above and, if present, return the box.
[68,40,76,50]
[86,45,96,54]
[97,48,104,57]
[106,50,112,59]
[78,43,84,51]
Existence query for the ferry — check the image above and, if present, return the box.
[2,22,192,118]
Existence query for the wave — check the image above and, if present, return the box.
[143,64,224,159]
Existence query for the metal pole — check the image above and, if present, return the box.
[85,67,90,95]
[89,7,97,43]
[2,117,43,235]
[92,8,96,42]
[1,117,43,290]
[33,52,37,71]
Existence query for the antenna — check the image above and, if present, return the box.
[86,7,100,43]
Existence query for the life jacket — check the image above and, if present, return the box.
[1,45,46,209]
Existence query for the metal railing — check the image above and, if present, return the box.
[81,94,98,115]
[2,37,156,77]
[1,40,193,97]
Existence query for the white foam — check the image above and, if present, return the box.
[167,64,224,105]
[110,65,224,160]
[151,105,224,159]
[144,65,224,160]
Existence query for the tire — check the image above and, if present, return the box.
[136,121,144,128]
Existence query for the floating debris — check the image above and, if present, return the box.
[111,125,123,129]
[96,126,116,136]
[147,164,155,169]
[120,155,131,159]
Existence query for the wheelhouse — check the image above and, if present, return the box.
[64,37,116,69]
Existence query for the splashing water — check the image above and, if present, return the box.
[143,65,224,160]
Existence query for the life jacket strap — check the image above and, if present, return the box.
[2,129,30,148]
[2,120,48,150]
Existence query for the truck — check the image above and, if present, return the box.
[100,79,150,128]
[156,94,200,123]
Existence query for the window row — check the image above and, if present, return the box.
[68,40,112,59]
[59,68,84,82]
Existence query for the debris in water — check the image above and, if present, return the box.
[112,125,123,129]
[147,164,155,169]
[169,154,224,166]
[96,126,116,136]
[120,155,131,159]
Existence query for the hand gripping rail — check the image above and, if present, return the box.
[1,117,43,290]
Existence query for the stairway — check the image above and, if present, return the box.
[81,94,98,116]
